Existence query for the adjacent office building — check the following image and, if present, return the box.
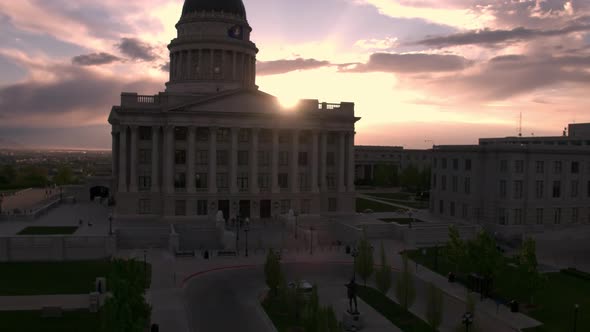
[354,146,432,183]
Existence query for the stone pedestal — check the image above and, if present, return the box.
[342,310,363,331]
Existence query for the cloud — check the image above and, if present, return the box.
[354,37,398,50]
[160,62,170,72]
[257,58,332,75]
[416,23,590,48]
[346,52,472,73]
[117,37,157,61]
[72,52,121,66]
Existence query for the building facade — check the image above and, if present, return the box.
[430,124,590,235]
[108,0,358,223]
[354,146,432,183]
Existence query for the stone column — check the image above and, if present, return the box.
[151,126,160,192]
[251,56,256,85]
[347,131,355,192]
[129,126,138,192]
[163,125,175,194]
[271,129,280,193]
[250,128,259,194]
[187,127,196,193]
[230,128,239,194]
[320,132,327,192]
[311,130,319,193]
[187,51,193,79]
[232,51,237,80]
[338,132,346,193]
[198,49,203,79]
[210,49,215,78]
[111,129,119,191]
[290,130,299,193]
[118,126,128,193]
[208,127,218,194]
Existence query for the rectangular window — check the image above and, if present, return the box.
[439,200,444,214]
[452,159,459,170]
[464,177,471,194]
[258,151,270,167]
[237,173,249,191]
[299,173,309,190]
[433,158,438,168]
[571,161,580,174]
[498,208,507,225]
[280,199,291,214]
[238,151,249,166]
[259,130,272,143]
[197,200,208,216]
[465,159,472,171]
[196,151,208,165]
[535,181,544,199]
[514,209,523,225]
[279,151,289,166]
[138,199,151,214]
[139,126,152,141]
[139,149,151,165]
[441,175,447,191]
[301,199,311,214]
[217,128,230,142]
[573,207,579,223]
[175,150,186,165]
[442,158,447,169]
[195,173,207,189]
[554,161,562,174]
[217,150,228,166]
[452,176,458,193]
[298,152,308,166]
[279,133,289,144]
[196,128,209,142]
[216,173,228,189]
[515,160,524,173]
[500,160,508,172]
[139,176,151,191]
[535,161,544,174]
[239,129,250,142]
[433,174,437,189]
[258,173,271,189]
[326,173,336,189]
[328,198,338,212]
[552,180,561,198]
[327,152,335,166]
[174,172,186,189]
[175,200,186,216]
[571,180,579,198]
[553,208,561,224]
[514,180,523,199]
[174,127,187,141]
[278,173,289,189]
[499,180,507,198]
[462,204,469,218]
[536,208,543,225]
[450,202,456,217]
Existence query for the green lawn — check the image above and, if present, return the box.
[261,297,302,332]
[380,218,425,225]
[17,226,78,235]
[406,248,590,332]
[357,286,432,332]
[0,260,152,295]
[356,198,406,213]
[366,192,413,200]
[0,310,99,332]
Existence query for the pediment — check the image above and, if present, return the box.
[170,89,281,114]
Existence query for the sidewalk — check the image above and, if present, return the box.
[0,294,108,311]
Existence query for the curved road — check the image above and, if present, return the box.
[185,263,520,332]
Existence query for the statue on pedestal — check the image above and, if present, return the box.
[346,277,358,314]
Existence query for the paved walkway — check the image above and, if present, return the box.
[0,294,108,311]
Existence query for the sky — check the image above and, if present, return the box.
[0,0,589,150]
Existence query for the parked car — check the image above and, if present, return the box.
[288,280,314,296]
[362,209,374,214]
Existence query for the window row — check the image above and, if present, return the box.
[499,160,584,174]
[433,158,472,171]
[433,175,471,194]
[498,180,590,199]
[498,207,589,225]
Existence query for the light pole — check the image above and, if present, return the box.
[235,214,241,255]
[244,218,250,257]
[408,210,414,229]
[462,312,473,332]
[351,248,358,279]
[573,304,579,332]
[108,214,113,235]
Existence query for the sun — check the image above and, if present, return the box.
[278,96,300,109]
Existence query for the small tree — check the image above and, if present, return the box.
[467,231,503,280]
[355,232,374,286]
[54,165,74,185]
[518,237,544,304]
[264,250,282,296]
[425,282,443,331]
[395,253,416,310]
[375,242,392,294]
[445,225,466,273]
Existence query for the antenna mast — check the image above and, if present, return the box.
[518,112,522,137]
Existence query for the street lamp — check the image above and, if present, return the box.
[244,218,250,257]
[408,210,414,229]
[108,214,113,235]
[462,312,473,332]
[573,304,579,332]
[351,247,358,279]
[235,214,241,255]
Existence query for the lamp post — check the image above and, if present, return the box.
[462,312,473,332]
[244,218,250,257]
[108,214,113,235]
[573,304,579,332]
[236,214,241,255]
[408,210,414,229]
[351,248,358,279]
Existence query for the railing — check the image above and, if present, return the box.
[319,102,341,110]
[137,95,158,104]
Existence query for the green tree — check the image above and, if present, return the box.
[317,306,340,332]
[445,225,466,273]
[419,167,432,191]
[100,259,151,332]
[425,282,443,331]
[54,165,74,185]
[395,253,416,310]
[400,165,420,191]
[466,231,503,279]
[518,237,544,303]
[375,242,392,294]
[264,249,282,296]
[17,166,48,188]
[373,165,399,187]
[355,233,374,286]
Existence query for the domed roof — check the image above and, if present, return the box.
[182,0,247,18]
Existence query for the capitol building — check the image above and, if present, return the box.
[109,0,358,224]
